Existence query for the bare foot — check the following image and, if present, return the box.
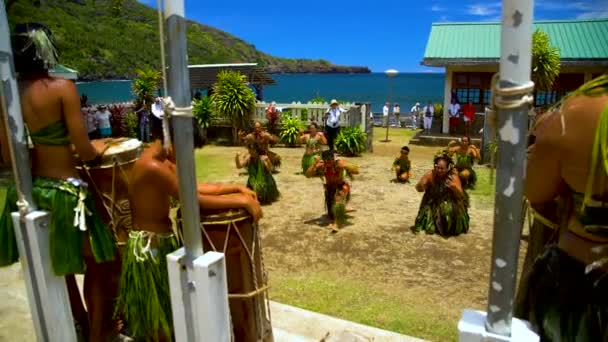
[330,223,339,233]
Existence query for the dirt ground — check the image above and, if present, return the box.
[0,130,528,341]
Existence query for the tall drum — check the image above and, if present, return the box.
[179,207,273,341]
[77,138,143,246]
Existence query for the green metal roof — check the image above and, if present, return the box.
[422,18,608,66]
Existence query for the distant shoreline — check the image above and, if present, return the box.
[77,71,445,83]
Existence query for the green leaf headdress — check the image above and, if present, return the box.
[13,23,59,70]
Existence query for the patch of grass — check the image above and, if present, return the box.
[373,127,419,142]
[269,272,456,342]
[194,149,235,182]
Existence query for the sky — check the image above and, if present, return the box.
[139,0,608,72]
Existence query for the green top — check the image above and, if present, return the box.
[393,158,411,173]
[29,121,70,145]
[422,19,608,65]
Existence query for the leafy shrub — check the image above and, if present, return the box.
[336,126,367,156]
[193,96,214,129]
[279,115,303,147]
[124,112,138,138]
[109,104,127,137]
[211,70,256,145]
[433,103,443,119]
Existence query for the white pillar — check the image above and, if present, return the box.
[442,66,452,134]
[584,72,592,83]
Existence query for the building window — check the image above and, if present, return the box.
[484,89,492,105]
[453,88,481,104]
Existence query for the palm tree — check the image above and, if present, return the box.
[532,29,560,93]
[131,67,161,110]
[211,70,256,145]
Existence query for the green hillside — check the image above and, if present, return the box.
[6,0,370,80]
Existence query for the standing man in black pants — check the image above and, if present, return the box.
[324,99,344,152]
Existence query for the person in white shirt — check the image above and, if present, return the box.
[448,98,461,134]
[84,107,99,139]
[151,97,164,140]
[393,103,401,127]
[324,99,345,151]
[95,105,112,138]
[382,102,390,128]
[423,101,434,134]
[410,102,421,130]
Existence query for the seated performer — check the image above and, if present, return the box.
[115,139,262,341]
[392,146,412,183]
[0,23,121,341]
[306,150,359,232]
[515,75,608,341]
[236,121,281,172]
[299,123,327,174]
[447,136,480,189]
[414,152,469,237]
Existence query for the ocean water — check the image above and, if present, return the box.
[76,73,445,112]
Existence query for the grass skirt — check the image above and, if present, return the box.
[0,177,116,275]
[457,166,477,190]
[115,230,180,341]
[520,245,608,341]
[325,183,350,225]
[247,159,280,204]
[267,150,281,169]
[301,152,319,174]
[414,186,469,237]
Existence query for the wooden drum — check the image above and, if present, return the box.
[197,208,273,342]
[77,138,143,246]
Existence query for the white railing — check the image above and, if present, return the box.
[254,101,357,126]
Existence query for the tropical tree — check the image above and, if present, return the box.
[131,67,161,110]
[531,29,560,92]
[211,70,256,145]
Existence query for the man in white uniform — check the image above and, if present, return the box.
[423,101,434,134]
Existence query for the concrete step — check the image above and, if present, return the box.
[270,301,425,342]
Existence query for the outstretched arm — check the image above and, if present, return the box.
[415,170,433,192]
[197,183,257,200]
[338,160,359,175]
[305,156,323,178]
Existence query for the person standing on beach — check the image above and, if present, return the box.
[85,107,99,140]
[151,97,164,140]
[96,105,112,138]
[462,100,475,136]
[410,102,421,129]
[394,103,401,127]
[324,99,344,151]
[382,102,390,128]
[448,98,461,134]
[423,101,434,134]
[136,102,150,143]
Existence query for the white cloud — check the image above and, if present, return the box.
[534,0,608,19]
[431,4,446,12]
[438,15,450,22]
[467,3,501,16]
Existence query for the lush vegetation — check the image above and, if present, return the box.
[279,114,303,147]
[335,126,367,156]
[131,67,161,110]
[193,96,214,129]
[6,0,369,80]
[532,29,561,91]
[211,70,256,145]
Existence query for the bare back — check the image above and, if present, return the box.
[18,76,97,179]
[129,145,175,234]
[526,94,608,203]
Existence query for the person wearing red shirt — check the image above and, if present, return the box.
[462,100,476,136]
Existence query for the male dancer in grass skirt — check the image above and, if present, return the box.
[306,150,359,232]
[116,139,262,341]
[237,121,281,172]
[446,136,480,190]
[414,151,469,237]
[515,75,608,341]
